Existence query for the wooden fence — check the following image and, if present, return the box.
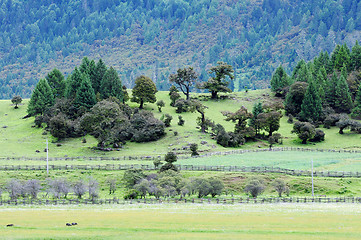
[0,147,360,162]
[1,197,360,206]
[0,164,360,178]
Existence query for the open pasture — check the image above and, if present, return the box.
[1,204,361,239]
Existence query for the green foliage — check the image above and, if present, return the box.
[199,62,234,99]
[73,74,97,110]
[160,152,178,172]
[285,81,308,116]
[11,95,22,109]
[45,69,66,98]
[299,79,322,122]
[292,121,316,144]
[351,82,361,119]
[244,177,265,198]
[100,67,123,102]
[163,114,173,127]
[131,75,157,109]
[169,67,198,100]
[190,143,199,156]
[272,179,287,197]
[156,100,165,112]
[271,65,290,93]
[27,78,54,116]
[335,75,353,113]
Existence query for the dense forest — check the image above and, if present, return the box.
[1,0,361,99]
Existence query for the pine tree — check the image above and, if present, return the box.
[351,82,361,119]
[65,68,83,99]
[100,67,123,102]
[73,74,97,110]
[335,75,353,113]
[250,102,263,135]
[326,72,338,108]
[46,68,66,98]
[299,79,322,122]
[351,41,361,70]
[270,65,290,94]
[27,79,55,116]
[94,59,107,95]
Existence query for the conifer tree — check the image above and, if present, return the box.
[94,59,107,95]
[326,72,338,108]
[73,74,97,110]
[351,41,361,70]
[351,82,361,119]
[299,79,322,122]
[65,68,83,99]
[100,67,123,102]
[335,75,353,113]
[270,65,290,95]
[46,68,66,98]
[27,79,54,116]
[250,102,263,135]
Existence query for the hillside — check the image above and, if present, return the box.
[1,0,361,98]
[1,90,360,159]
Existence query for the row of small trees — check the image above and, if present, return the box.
[0,177,100,201]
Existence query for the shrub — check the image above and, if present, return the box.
[190,143,199,156]
[177,115,185,126]
[244,178,265,198]
[163,114,173,127]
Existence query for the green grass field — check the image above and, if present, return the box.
[1,204,361,239]
[1,90,360,159]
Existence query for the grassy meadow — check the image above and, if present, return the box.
[1,204,361,240]
[1,90,360,159]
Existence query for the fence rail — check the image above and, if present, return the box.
[0,147,360,162]
[0,163,360,178]
[1,197,360,206]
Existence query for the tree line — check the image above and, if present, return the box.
[2,0,361,99]
[271,42,361,143]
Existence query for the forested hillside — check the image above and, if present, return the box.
[1,0,361,99]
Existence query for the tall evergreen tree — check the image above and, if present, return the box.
[331,44,351,71]
[250,102,263,135]
[79,57,91,75]
[299,79,322,122]
[351,82,361,119]
[94,59,108,95]
[65,68,83,99]
[46,68,66,98]
[270,65,290,95]
[27,79,55,116]
[335,75,353,113]
[73,74,97,110]
[326,72,338,108]
[351,41,361,70]
[100,67,123,102]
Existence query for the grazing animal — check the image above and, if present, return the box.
[66,223,72,226]
[71,223,77,226]
[6,224,14,227]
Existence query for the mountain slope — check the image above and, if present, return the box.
[1,0,361,99]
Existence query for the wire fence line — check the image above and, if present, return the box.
[0,164,360,178]
[1,196,361,206]
[0,147,360,162]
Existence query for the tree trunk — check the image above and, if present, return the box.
[211,91,217,99]
[139,99,144,109]
[201,112,206,132]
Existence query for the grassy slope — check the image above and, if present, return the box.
[1,204,361,240]
[1,89,360,159]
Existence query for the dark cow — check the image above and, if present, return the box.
[66,223,72,226]
[6,224,14,227]
[71,223,78,226]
